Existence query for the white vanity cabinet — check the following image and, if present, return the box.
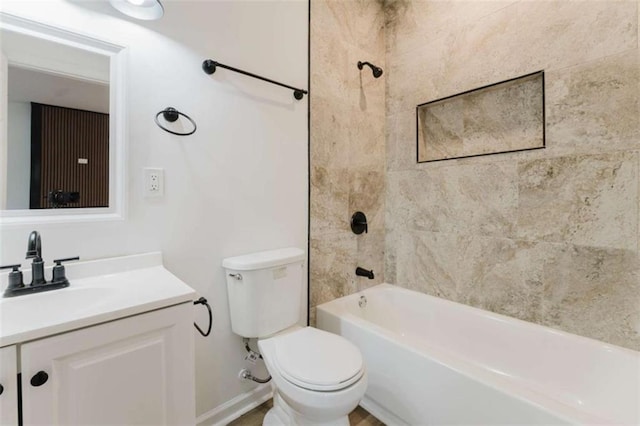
[0,346,18,425]
[0,252,198,426]
[20,303,195,425]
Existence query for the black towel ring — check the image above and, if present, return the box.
[193,297,213,337]
[155,107,197,136]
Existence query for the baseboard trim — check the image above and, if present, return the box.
[360,395,408,426]
[196,384,272,426]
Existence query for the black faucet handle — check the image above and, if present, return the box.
[351,211,368,234]
[52,257,79,285]
[0,264,21,271]
[53,256,80,265]
[1,264,25,290]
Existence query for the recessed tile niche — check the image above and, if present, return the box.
[417,71,545,162]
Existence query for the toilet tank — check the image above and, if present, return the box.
[222,248,305,338]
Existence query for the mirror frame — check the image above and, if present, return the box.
[0,12,127,226]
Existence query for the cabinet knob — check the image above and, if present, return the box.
[30,371,49,387]
[0,383,3,395]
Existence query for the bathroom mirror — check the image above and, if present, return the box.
[0,13,126,225]
[417,71,545,162]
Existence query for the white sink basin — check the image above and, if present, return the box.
[1,286,115,320]
[0,253,196,347]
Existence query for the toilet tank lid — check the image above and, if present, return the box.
[222,247,305,271]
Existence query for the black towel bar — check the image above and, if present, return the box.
[202,59,308,100]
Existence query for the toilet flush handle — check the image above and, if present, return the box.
[229,273,243,280]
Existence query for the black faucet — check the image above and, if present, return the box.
[355,267,375,280]
[26,231,46,285]
[1,231,79,297]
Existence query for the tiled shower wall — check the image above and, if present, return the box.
[384,0,640,350]
[309,0,386,322]
[310,0,639,351]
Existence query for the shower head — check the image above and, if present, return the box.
[357,61,383,78]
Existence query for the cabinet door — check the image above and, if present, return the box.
[21,303,195,425]
[0,346,18,425]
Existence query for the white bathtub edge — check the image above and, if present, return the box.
[317,284,639,425]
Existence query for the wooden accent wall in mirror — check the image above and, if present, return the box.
[30,103,109,209]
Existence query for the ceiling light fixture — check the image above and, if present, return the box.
[109,0,164,21]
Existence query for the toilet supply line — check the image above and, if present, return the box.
[241,338,271,383]
[239,368,271,384]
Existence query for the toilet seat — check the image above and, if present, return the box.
[272,327,364,392]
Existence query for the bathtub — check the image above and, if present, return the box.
[316,284,640,425]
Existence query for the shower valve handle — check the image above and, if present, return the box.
[351,212,368,234]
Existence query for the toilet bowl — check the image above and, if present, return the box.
[258,327,367,425]
[222,248,368,425]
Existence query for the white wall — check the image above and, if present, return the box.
[0,52,8,210]
[6,101,30,209]
[0,0,308,420]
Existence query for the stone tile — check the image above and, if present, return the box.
[545,49,640,156]
[310,0,386,313]
[384,228,397,285]
[310,165,350,237]
[392,230,640,351]
[442,2,525,85]
[512,0,638,72]
[386,46,443,115]
[427,0,638,90]
[310,234,358,308]
[311,0,385,111]
[386,161,518,238]
[385,0,519,58]
[311,0,385,55]
[310,97,353,170]
[517,152,638,251]
[310,32,351,103]
[347,108,386,170]
[386,109,417,172]
[387,0,638,116]
[393,230,523,307]
[393,230,527,318]
[537,243,640,351]
[311,98,384,171]
[356,230,385,287]
[349,168,385,233]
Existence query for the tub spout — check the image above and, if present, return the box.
[356,267,374,280]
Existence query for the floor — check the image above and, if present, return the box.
[227,399,385,426]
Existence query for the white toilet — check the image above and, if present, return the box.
[223,248,367,426]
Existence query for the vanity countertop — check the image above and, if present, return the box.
[0,252,196,347]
